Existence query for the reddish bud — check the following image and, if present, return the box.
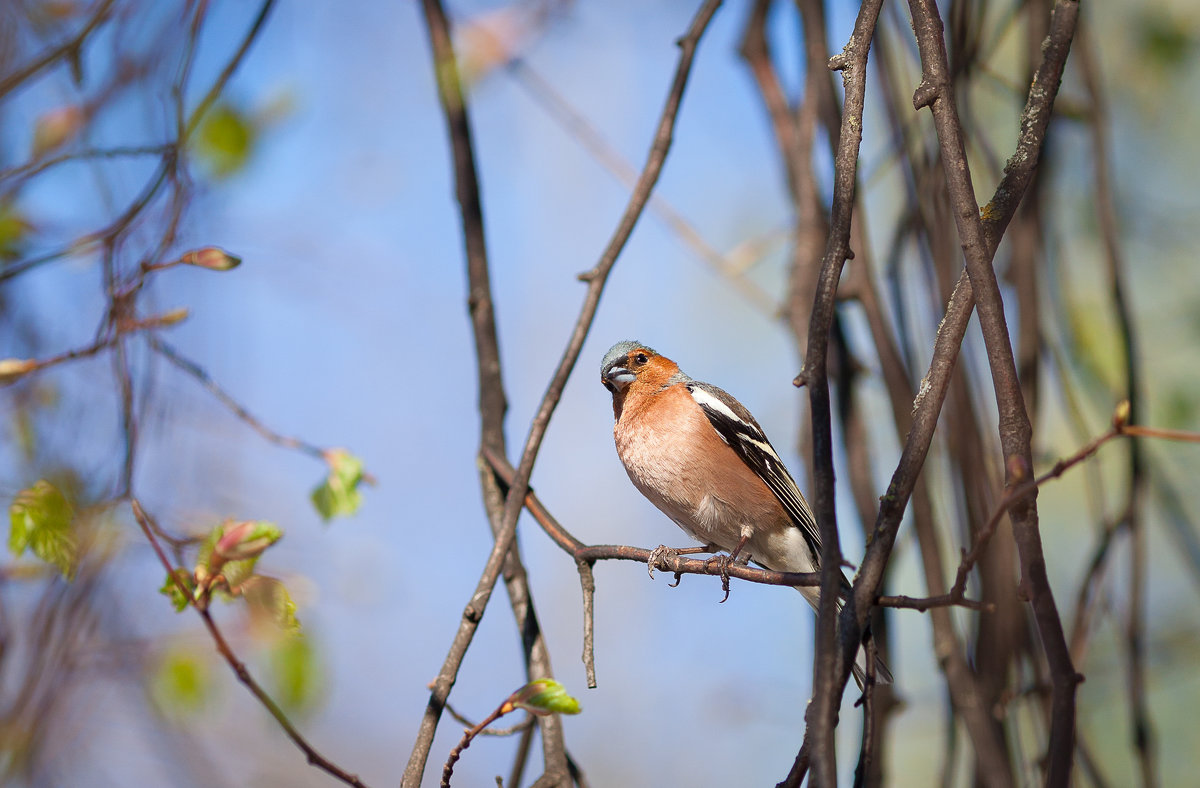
[180,246,242,271]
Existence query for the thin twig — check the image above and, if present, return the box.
[800,2,887,781]
[148,336,326,460]
[0,144,170,185]
[505,59,777,314]
[182,0,277,140]
[130,500,367,788]
[576,559,597,689]
[876,593,990,612]
[403,3,724,785]
[852,635,878,788]
[444,702,535,737]
[776,730,811,788]
[424,0,571,779]
[0,0,115,101]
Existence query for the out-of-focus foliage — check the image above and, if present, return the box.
[159,519,296,630]
[160,567,196,612]
[0,201,31,261]
[192,103,257,177]
[269,634,322,714]
[149,648,215,719]
[243,574,301,633]
[311,449,366,521]
[1137,7,1196,71]
[8,479,75,577]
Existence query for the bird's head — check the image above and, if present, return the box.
[600,341,687,416]
[600,340,652,395]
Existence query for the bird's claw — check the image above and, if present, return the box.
[704,553,734,603]
[646,545,677,579]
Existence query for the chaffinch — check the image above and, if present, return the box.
[600,340,891,687]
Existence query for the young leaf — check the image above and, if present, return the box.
[506,679,581,717]
[196,519,282,592]
[214,519,283,563]
[270,634,323,713]
[193,103,256,177]
[241,575,301,633]
[0,200,31,260]
[159,569,195,612]
[311,450,366,521]
[9,480,75,578]
[148,648,213,719]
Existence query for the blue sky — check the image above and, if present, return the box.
[7,0,1200,785]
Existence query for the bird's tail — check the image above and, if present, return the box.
[796,585,893,689]
[850,631,893,689]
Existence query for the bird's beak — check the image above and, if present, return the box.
[603,365,635,390]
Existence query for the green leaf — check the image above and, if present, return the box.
[9,480,75,577]
[1162,388,1197,430]
[192,103,256,177]
[0,200,31,260]
[311,450,366,521]
[196,519,282,593]
[270,634,322,713]
[507,679,581,716]
[1139,10,1195,70]
[149,648,212,718]
[213,519,283,563]
[1066,295,1121,390]
[241,575,301,633]
[159,569,195,612]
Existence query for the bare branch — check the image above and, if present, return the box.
[412,0,569,781]
[0,0,115,101]
[403,3,724,784]
[798,3,886,782]
[903,2,1081,782]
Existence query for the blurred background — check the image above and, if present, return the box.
[1,0,1199,785]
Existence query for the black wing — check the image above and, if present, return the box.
[686,381,822,563]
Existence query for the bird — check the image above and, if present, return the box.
[599,339,891,688]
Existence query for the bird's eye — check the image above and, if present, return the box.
[634,353,649,365]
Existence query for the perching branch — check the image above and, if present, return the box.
[403,3,724,785]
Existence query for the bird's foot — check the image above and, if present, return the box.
[646,545,677,579]
[704,553,735,603]
[648,544,718,586]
